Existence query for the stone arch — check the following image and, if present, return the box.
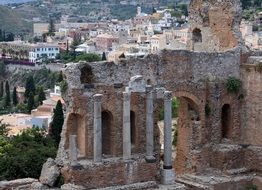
[221,104,232,139]
[173,91,204,175]
[65,113,86,157]
[192,28,202,43]
[102,110,113,155]
[80,64,94,84]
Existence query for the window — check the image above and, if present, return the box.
[192,28,202,43]
[221,104,231,139]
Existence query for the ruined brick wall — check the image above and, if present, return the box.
[241,57,262,146]
[187,0,244,52]
[57,49,243,182]
[61,158,159,189]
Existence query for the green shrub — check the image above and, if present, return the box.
[0,127,57,180]
[226,77,242,94]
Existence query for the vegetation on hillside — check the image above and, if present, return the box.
[0,126,57,180]
[0,6,32,35]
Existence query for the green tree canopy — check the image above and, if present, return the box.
[0,81,4,99]
[12,86,18,106]
[0,61,6,77]
[75,53,101,62]
[27,92,35,113]
[37,86,46,105]
[4,81,10,108]
[50,100,64,145]
[25,75,36,98]
[0,127,57,180]
[0,119,10,137]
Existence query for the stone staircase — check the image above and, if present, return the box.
[176,170,257,190]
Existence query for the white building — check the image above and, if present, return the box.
[29,43,60,63]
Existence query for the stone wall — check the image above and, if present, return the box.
[61,157,159,189]
[241,57,262,146]
[187,0,243,52]
[57,49,243,186]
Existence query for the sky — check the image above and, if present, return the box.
[0,0,36,5]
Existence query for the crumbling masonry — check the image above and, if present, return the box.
[47,0,262,189]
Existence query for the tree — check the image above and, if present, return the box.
[0,127,57,180]
[241,0,252,9]
[0,119,10,136]
[48,18,55,36]
[25,75,36,98]
[0,81,3,99]
[12,87,18,106]
[0,61,6,77]
[75,53,101,62]
[102,52,107,61]
[50,100,64,145]
[152,7,157,13]
[37,86,46,105]
[27,92,35,113]
[4,81,10,108]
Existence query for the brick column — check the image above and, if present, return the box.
[93,94,103,162]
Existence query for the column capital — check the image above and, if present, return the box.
[164,91,172,100]
[94,94,103,102]
[146,85,153,93]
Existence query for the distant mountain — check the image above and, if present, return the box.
[0,0,36,5]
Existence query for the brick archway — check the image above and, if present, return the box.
[65,113,86,158]
[102,110,113,156]
[172,91,204,175]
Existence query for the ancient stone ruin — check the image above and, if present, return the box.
[4,0,261,189]
[53,0,262,189]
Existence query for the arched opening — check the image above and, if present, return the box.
[102,111,112,156]
[221,104,231,139]
[192,28,202,43]
[157,92,202,175]
[65,113,85,157]
[80,64,94,84]
[130,111,136,145]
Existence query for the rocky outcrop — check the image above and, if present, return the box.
[39,158,60,187]
[0,178,38,190]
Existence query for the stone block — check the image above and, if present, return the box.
[129,75,146,93]
[39,158,60,187]
[161,169,175,185]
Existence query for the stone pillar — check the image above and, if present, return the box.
[145,85,156,163]
[93,94,103,162]
[162,91,175,184]
[123,91,131,160]
[69,135,78,166]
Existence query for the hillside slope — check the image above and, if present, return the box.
[0,6,32,34]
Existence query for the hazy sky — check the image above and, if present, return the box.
[0,0,35,5]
